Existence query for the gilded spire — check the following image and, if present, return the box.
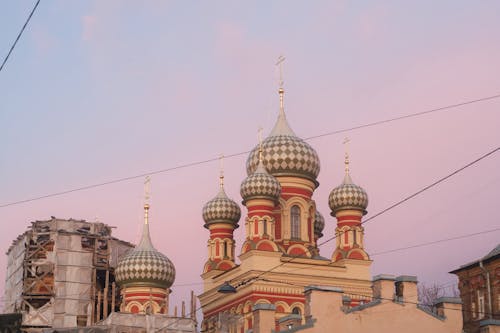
[138,176,155,250]
[258,127,263,162]
[219,154,224,190]
[342,138,353,184]
[144,176,151,225]
[277,55,285,117]
[269,56,296,137]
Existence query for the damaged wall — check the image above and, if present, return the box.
[3,218,134,332]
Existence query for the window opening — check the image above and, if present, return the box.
[291,206,301,240]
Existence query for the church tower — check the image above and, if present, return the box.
[199,62,373,333]
[202,167,241,273]
[245,86,321,257]
[240,136,282,253]
[115,178,176,314]
[328,151,370,261]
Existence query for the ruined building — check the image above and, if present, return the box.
[2,202,197,333]
[2,218,133,332]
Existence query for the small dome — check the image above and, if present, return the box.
[240,160,281,204]
[202,187,241,227]
[246,109,320,184]
[115,207,176,289]
[314,210,325,237]
[328,174,368,215]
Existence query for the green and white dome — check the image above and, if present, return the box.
[241,159,281,204]
[202,186,241,227]
[314,210,325,238]
[328,173,368,215]
[115,205,176,289]
[246,108,320,184]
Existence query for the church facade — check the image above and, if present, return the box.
[198,86,463,333]
[199,86,375,332]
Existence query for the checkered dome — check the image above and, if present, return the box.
[328,174,368,215]
[240,160,281,203]
[115,248,176,289]
[202,188,241,226]
[314,210,325,237]
[246,134,320,183]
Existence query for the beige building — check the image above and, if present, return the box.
[250,276,463,333]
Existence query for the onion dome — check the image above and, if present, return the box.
[241,158,281,204]
[115,204,176,289]
[314,210,325,237]
[202,178,241,228]
[328,172,368,216]
[246,89,320,184]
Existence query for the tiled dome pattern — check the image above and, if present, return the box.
[202,190,241,225]
[240,162,281,203]
[115,249,176,289]
[328,182,368,215]
[246,135,320,182]
[314,210,325,237]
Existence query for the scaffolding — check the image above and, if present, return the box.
[3,218,134,332]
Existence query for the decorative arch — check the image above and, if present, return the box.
[255,298,271,304]
[347,249,369,260]
[241,241,252,254]
[216,260,235,271]
[125,300,143,314]
[289,302,304,316]
[243,301,253,313]
[274,301,290,313]
[287,244,311,257]
[255,239,279,252]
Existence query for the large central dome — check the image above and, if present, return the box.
[246,96,320,184]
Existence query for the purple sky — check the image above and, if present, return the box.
[1,1,499,311]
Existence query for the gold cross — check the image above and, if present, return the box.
[144,176,151,202]
[276,55,285,88]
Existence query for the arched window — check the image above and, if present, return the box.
[223,241,228,258]
[291,205,301,240]
[263,219,267,235]
[292,307,301,315]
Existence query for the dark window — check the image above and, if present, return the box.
[292,307,301,315]
[291,206,300,239]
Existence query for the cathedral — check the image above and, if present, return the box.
[199,85,374,332]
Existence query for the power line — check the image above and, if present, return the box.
[370,227,500,256]
[219,146,498,289]
[0,0,41,73]
[305,93,500,141]
[3,226,491,299]
[317,146,500,247]
[2,93,500,208]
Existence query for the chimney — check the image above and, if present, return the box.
[395,275,418,304]
[252,304,276,333]
[372,274,396,301]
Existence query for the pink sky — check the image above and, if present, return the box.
[0,1,499,311]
